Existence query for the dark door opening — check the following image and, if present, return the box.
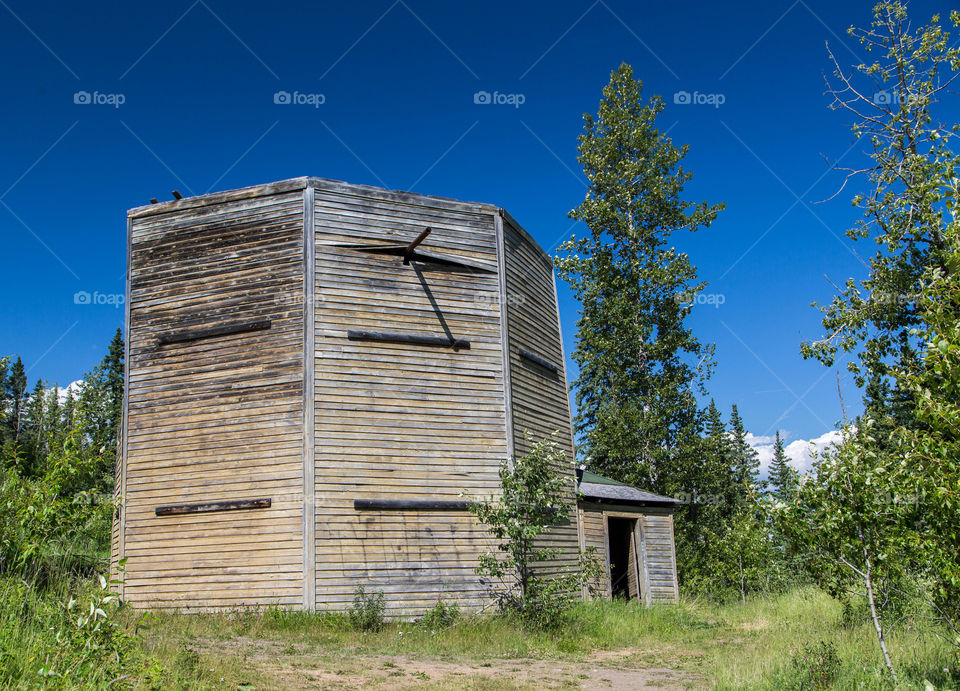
[607,517,637,599]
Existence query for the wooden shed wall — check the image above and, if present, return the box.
[638,510,680,603]
[578,507,609,597]
[501,215,580,576]
[120,191,306,609]
[577,504,680,604]
[311,186,507,615]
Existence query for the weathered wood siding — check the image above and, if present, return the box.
[121,190,305,609]
[578,507,609,596]
[639,510,680,603]
[312,184,507,615]
[115,178,584,614]
[627,529,640,599]
[501,213,579,576]
[579,504,679,603]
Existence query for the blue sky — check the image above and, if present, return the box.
[1,0,950,463]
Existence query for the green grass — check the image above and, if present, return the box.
[2,582,957,688]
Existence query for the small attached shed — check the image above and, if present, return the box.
[577,469,680,604]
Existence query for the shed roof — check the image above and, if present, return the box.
[576,469,681,508]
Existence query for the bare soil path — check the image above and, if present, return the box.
[195,638,706,689]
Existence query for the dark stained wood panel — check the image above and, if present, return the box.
[120,190,305,610]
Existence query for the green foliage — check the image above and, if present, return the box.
[767,431,797,503]
[728,405,761,496]
[350,585,386,632]
[675,403,796,601]
[801,2,960,385]
[0,330,124,578]
[0,569,138,687]
[555,62,722,494]
[470,433,601,627]
[0,333,143,687]
[786,640,840,690]
[792,1,960,680]
[0,425,114,578]
[713,504,777,603]
[417,598,460,632]
[775,422,917,682]
[896,179,960,631]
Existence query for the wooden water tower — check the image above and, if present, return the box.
[112,177,579,614]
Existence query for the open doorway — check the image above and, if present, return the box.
[607,517,638,599]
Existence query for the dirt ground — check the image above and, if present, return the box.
[196,638,705,689]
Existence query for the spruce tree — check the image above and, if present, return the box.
[0,357,8,421]
[673,400,735,582]
[102,328,124,444]
[555,63,723,493]
[729,405,761,497]
[4,356,27,445]
[702,400,737,521]
[767,431,797,502]
[44,384,61,461]
[22,379,47,475]
[61,386,75,439]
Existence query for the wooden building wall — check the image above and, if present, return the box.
[311,184,508,615]
[500,213,580,577]
[116,178,582,615]
[120,188,306,609]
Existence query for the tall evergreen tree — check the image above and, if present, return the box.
[672,400,736,580]
[728,405,761,497]
[4,357,27,445]
[0,356,8,420]
[74,329,125,492]
[102,328,124,446]
[555,63,723,493]
[767,431,797,502]
[21,379,47,475]
[44,384,61,460]
[61,386,75,439]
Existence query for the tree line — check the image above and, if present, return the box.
[555,2,960,681]
[0,329,124,575]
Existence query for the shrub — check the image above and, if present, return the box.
[349,585,385,632]
[470,432,603,628]
[788,640,840,690]
[0,569,139,687]
[418,598,460,631]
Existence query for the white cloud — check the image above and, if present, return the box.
[749,428,844,477]
[52,380,85,403]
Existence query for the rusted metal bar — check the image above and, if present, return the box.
[402,227,432,264]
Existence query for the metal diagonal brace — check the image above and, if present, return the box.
[403,227,432,264]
